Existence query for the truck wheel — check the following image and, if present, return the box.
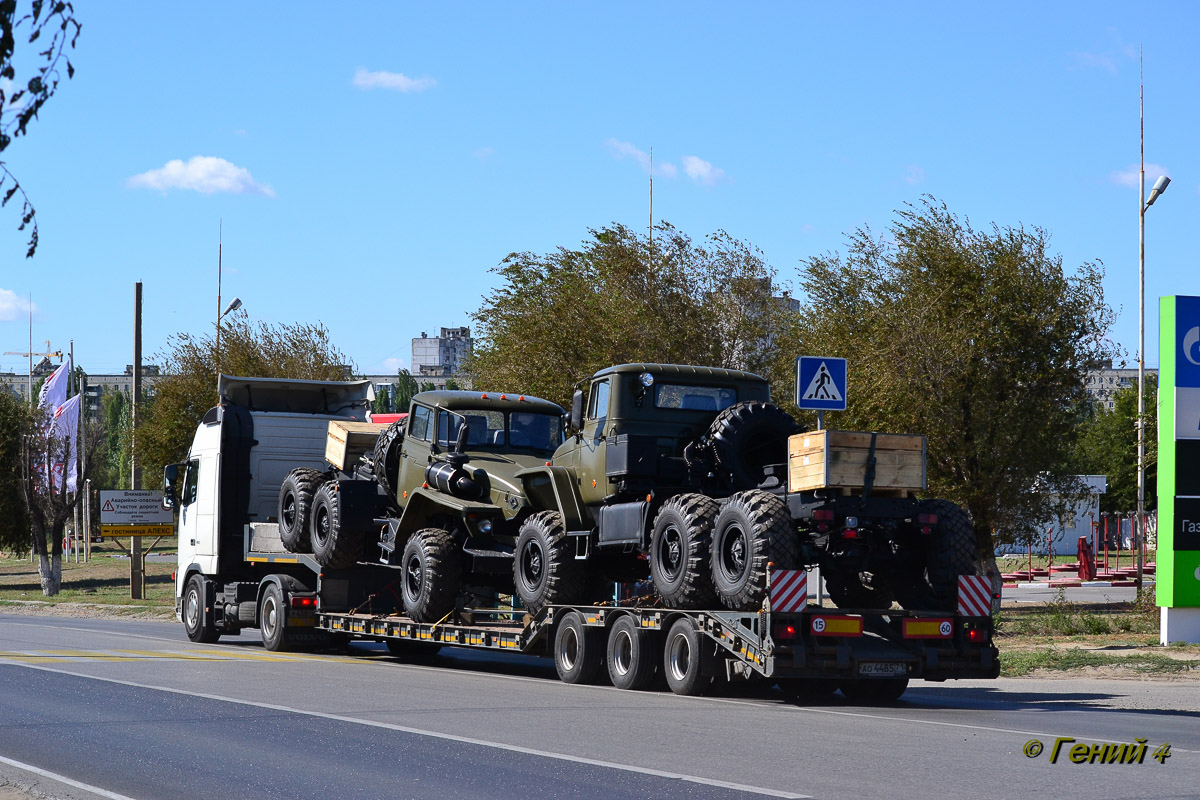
[277,468,324,552]
[182,574,220,643]
[401,528,462,623]
[606,615,657,691]
[259,583,294,652]
[554,611,604,685]
[372,421,405,511]
[514,511,584,615]
[650,494,719,609]
[894,499,976,612]
[310,481,364,570]
[839,677,909,704]
[385,638,442,658]
[706,401,800,490]
[663,617,715,696]
[710,490,798,611]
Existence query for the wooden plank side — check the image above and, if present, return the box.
[788,429,926,492]
[325,421,387,470]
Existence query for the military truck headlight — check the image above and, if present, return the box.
[639,371,655,388]
[479,519,494,534]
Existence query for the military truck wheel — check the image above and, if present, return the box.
[401,528,462,623]
[606,615,657,691]
[706,401,800,490]
[372,421,405,511]
[839,677,909,704]
[309,482,364,569]
[554,611,605,685]
[893,500,976,612]
[277,468,324,552]
[650,494,719,609]
[663,617,715,696]
[514,511,585,614]
[182,574,220,643]
[710,490,798,611]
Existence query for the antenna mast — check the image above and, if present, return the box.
[649,146,654,256]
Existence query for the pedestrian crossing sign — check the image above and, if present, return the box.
[795,356,847,411]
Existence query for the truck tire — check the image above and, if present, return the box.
[606,615,657,691]
[373,421,405,511]
[310,481,364,570]
[182,574,220,643]
[663,617,715,696]
[277,468,324,552]
[839,677,909,704]
[650,494,719,609]
[514,511,585,615]
[710,490,799,611]
[554,611,605,685]
[893,499,976,612]
[259,582,295,652]
[706,401,800,490]
[401,528,461,623]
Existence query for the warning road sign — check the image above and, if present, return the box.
[99,491,172,526]
[795,356,847,411]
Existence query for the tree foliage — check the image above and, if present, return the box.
[793,197,1115,557]
[1074,375,1156,514]
[0,0,81,257]
[394,368,418,411]
[469,222,797,406]
[135,311,352,486]
[0,389,30,553]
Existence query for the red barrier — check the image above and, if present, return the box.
[1077,536,1096,581]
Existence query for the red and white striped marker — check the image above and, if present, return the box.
[771,569,808,613]
[957,575,993,617]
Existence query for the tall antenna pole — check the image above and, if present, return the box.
[649,146,654,256]
[216,219,223,384]
[27,294,32,407]
[1136,46,1146,592]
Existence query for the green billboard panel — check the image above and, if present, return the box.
[1158,295,1200,608]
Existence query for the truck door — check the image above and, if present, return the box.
[396,404,434,504]
[577,378,610,504]
[176,455,217,572]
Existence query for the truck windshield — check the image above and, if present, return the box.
[437,410,563,452]
[653,384,737,412]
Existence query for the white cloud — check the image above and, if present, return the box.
[379,357,407,373]
[353,68,436,92]
[0,289,35,321]
[904,165,926,185]
[605,139,677,177]
[1110,163,1171,189]
[1068,51,1117,75]
[126,156,276,197]
[473,146,495,160]
[682,155,727,186]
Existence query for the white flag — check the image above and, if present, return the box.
[49,394,81,492]
[38,355,71,413]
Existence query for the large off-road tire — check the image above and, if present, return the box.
[710,490,799,611]
[277,468,324,552]
[514,511,585,614]
[650,494,719,609]
[309,481,364,570]
[401,528,462,623]
[554,611,605,685]
[839,677,909,704]
[893,499,976,612]
[662,617,715,696]
[182,574,220,643]
[706,401,801,490]
[606,615,657,691]
[372,421,406,510]
[825,571,894,610]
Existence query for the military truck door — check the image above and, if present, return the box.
[577,377,610,504]
[396,403,434,502]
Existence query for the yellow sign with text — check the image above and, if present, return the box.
[100,525,174,538]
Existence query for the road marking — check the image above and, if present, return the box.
[0,648,339,664]
[0,660,810,799]
[0,754,137,800]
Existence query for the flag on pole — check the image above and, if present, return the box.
[37,355,71,413]
[49,394,81,492]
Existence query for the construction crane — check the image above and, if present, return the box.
[4,340,64,406]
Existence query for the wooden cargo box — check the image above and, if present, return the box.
[325,420,388,471]
[788,430,926,494]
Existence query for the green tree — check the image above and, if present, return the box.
[1074,375,1156,514]
[792,197,1115,563]
[0,389,30,553]
[444,378,462,391]
[136,311,351,485]
[395,368,418,411]
[1,1,81,257]
[469,222,796,406]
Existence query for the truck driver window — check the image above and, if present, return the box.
[181,459,200,506]
[587,380,610,422]
[409,405,433,441]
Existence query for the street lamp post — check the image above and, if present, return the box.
[216,297,242,381]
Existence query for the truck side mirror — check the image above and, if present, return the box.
[455,421,469,454]
[162,463,179,509]
[569,390,584,432]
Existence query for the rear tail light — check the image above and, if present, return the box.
[918,513,938,534]
[773,623,797,641]
[290,596,316,609]
[966,626,987,643]
[842,529,859,539]
[813,509,834,522]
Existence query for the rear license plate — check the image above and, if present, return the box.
[858,661,906,677]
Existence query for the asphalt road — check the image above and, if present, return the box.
[0,614,1195,800]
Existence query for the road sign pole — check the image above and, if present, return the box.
[817,410,824,431]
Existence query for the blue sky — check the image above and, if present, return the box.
[1,2,1197,377]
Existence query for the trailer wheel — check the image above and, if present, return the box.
[663,617,715,696]
[277,468,324,552]
[259,583,294,652]
[554,611,605,685]
[893,499,976,612]
[182,574,220,643]
[650,494,719,609]
[401,528,462,623]
[710,490,798,611]
[606,615,657,691]
[514,511,585,614]
[839,677,909,704]
[706,401,800,490]
[385,638,442,658]
[310,481,364,570]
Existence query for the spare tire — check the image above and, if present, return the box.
[373,421,406,510]
[277,468,325,552]
[706,401,801,490]
[893,499,976,612]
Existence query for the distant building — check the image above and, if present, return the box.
[411,327,472,389]
[1085,359,1156,411]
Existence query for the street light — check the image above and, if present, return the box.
[216,297,243,381]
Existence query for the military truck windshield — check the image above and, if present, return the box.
[437,410,563,452]
[653,384,737,411]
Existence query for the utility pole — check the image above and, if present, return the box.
[648,147,654,256]
[131,282,143,599]
[70,339,78,563]
[216,220,223,382]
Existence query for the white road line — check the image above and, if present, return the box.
[0,754,138,800]
[0,660,811,800]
